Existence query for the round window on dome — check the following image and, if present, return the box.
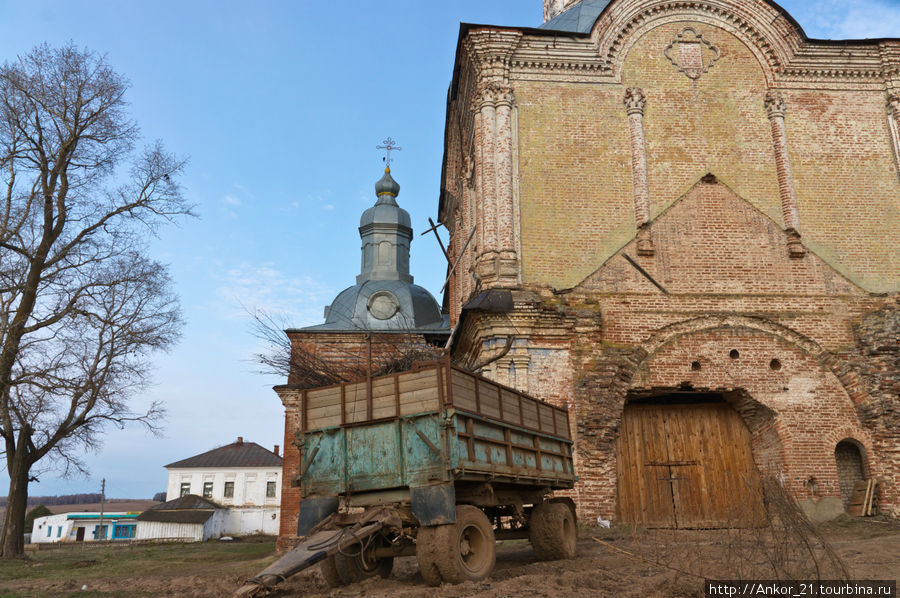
[367,291,399,320]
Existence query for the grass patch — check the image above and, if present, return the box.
[0,540,277,585]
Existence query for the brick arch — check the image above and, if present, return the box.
[590,0,800,84]
[635,314,872,407]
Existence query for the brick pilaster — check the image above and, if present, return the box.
[623,87,655,256]
[764,90,805,257]
[887,93,900,181]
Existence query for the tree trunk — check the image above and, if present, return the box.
[1,445,31,558]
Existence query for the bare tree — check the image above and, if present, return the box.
[0,43,191,558]
[247,308,445,389]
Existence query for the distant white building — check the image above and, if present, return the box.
[136,495,227,542]
[31,512,139,543]
[162,437,283,536]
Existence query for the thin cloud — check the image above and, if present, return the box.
[213,261,335,328]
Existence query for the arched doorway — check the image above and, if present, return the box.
[834,440,866,510]
[616,391,766,528]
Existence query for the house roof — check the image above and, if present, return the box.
[136,494,220,524]
[539,0,613,33]
[165,439,282,469]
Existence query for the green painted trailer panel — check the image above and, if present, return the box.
[301,412,450,497]
[296,361,574,500]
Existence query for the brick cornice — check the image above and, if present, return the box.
[507,0,898,88]
[463,29,523,89]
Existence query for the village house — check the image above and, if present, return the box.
[31,512,139,543]
[163,437,283,536]
[273,0,899,550]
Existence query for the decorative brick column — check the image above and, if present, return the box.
[465,30,522,287]
[764,90,805,257]
[623,87,654,256]
[888,93,900,180]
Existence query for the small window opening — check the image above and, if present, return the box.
[729,349,740,359]
[202,481,214,498]
[770,358,782,370]
[690,361,701,371]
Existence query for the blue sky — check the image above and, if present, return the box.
[1,1,898,500]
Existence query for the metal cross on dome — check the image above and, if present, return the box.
[377,137,402,165]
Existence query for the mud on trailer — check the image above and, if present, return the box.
[236,359,577,596]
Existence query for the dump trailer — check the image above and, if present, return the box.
[236,358,576,596]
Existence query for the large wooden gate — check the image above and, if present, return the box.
[616,401,766,528]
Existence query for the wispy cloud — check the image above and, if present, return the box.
[213,261,335,329]
[284,189,337,213]
[789,0,900,40]
[221,194,242,207]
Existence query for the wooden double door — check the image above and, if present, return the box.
[616,401,766,528]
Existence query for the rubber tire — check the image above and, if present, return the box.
[529,501,577,561]
[321,541,393,587]
[417,505,496,585]
[320,555,345,588]
[335,541,394,584]
[416,524,452,586]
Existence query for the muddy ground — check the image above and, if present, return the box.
[7,515,898,598]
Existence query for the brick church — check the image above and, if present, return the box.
[276,0,900,547]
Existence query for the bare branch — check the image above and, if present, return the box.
[0,43,190,558]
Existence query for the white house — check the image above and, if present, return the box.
[135,494,228,542]
[31,512,139,543]
[162,437,282,536]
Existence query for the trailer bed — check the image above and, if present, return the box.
[275,359,575,499]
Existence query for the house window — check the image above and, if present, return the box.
[113,524,136,539]
[47,526,52,538]
[180,482,191,497]
[224,481,234,498]
[203,481,214,498]
[94,525,108,540]
[57,526,62,538]
[266,481,277,498]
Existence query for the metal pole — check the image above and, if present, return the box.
[98,479,105,541]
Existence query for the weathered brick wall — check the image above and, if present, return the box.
[446,180,898,521]
[437,0,900,525]
[512,20,900,292]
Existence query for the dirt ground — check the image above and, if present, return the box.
[5,515,897,598]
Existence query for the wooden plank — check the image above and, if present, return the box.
[538,404,554,432]
[847,480,869,516]
[306,387,341,410]
[478,380,501,419]
[501,390,520,426]
[521,399,539,429]
[343,384,367,423]
[393,374,401,419]
[397,369,439,393]
[867,480,878,516]
[451,370,478,412]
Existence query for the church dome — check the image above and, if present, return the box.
[302,162,447,334]
[374,166,401,198]
[322,279,444,331]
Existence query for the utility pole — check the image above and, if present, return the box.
[98,479,106,541]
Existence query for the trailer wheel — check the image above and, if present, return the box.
[529,501,577,561]
[415,524,451,586]
[321,539,393,587]
[319,555,344,588]
[419,505,496,584]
